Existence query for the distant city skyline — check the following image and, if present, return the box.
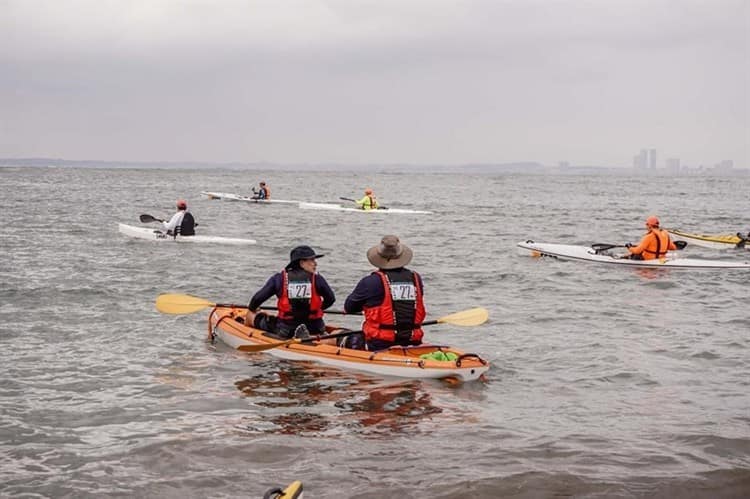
[630,147,737,171]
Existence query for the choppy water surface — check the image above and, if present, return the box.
[1,167,749,498]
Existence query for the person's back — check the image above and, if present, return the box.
[254,182,270,200]
[356,188,378,210]
[626,216,676,260]
[344,235,425,351]
[163,199,195,236]
[248,245,335,339]
[178,212,195,236]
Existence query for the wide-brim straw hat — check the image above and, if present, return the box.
[366,235,413,269]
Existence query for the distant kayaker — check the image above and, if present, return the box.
[624,216,676,260]
[247,245,336,339]
[162,199,196,236]
[343,235,426,350]
[252,181,270,200]
[355,188,378,210]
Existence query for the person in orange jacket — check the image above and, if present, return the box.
[624,216,677,260]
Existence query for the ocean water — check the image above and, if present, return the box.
[1,166,748,498]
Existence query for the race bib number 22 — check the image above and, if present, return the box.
[288,281,312,299]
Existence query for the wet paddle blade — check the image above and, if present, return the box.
[156,293,215,314]
[437,307,489,326]
[140,214,162,223]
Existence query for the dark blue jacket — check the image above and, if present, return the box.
[249,272,335,312]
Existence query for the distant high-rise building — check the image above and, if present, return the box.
[633,149,648,169]
[558,161,570,168]
[648,149,657,169]
[666,158,680,173]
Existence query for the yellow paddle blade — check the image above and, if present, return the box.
[437,307,489,327]
[237,339,298,352]
[155,293,216,314]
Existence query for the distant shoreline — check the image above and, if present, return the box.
[1,158,747,176]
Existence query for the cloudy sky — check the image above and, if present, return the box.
[1,0,747,167]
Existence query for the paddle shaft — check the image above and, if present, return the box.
[205,303,359,315]
[239,319,443,351]
[259,305,356,315]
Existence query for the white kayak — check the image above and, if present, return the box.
[118,223,256,245]
[665,228,749,251]
[517,240,750,269]
[299,202,432,215]
[200,191,298,205]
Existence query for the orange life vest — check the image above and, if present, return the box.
[638,229,673,260]
[362,270,425,344]
[277,269,323,321]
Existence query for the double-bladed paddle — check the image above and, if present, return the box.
[155,293,355,316]
[237,307,490,353]
[591,240,687,254]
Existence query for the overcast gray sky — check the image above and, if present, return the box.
[1,0,748,167]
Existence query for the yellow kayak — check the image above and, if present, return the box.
[666,228,748,250]
[263,480,303,499]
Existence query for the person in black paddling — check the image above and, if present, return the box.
[162,199,195,236]
[252,181,270,200]
[247,245,336,339]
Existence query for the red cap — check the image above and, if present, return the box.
[645,216,659,228]
[176,199,187,209]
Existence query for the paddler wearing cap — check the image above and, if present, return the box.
[624,215,677,260]
[162,199,196,236]
[247,245,336,339]
[343,235,426,351]
[355,188,379,210]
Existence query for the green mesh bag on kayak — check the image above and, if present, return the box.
[419,351,458,362]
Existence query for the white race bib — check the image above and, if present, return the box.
[288,281,312,299]
[390,282,416,301]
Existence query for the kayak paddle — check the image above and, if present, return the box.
[238,307,490,353]
[155,293,354,315]
[591,240,687,254]
[140,214,164,224]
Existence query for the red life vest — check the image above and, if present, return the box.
[362,270,425,344]
[277,269,323,321]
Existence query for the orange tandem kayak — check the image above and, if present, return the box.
[208,307,489,382]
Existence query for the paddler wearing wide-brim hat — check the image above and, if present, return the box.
[366,235,413,269]
[247,244,335,339]
[344,235,426,351]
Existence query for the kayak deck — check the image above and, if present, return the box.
[298,202,432,214]
[118,223,256,245]
[200,191,298,204]
[517,240,750,269]
[209,307,489,381]
[666,228,748,250]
